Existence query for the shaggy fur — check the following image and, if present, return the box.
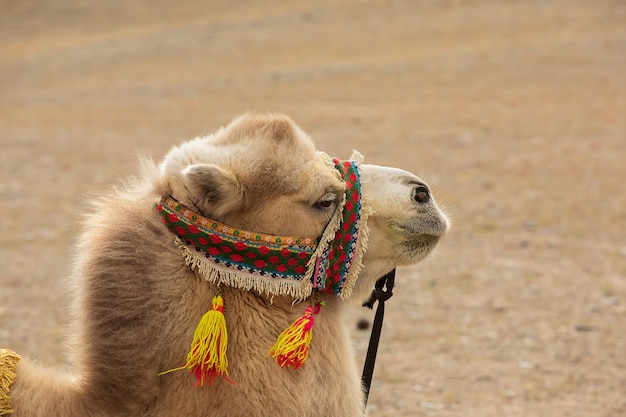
[4,113,448,417]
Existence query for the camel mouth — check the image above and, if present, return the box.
[403,232,441,248]
[390,219,449,240]
[398,232,442,260]
[387,218,447,261]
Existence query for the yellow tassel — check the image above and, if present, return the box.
[0,349,20,415]
[268,301,322,370]
[160,294,233,387]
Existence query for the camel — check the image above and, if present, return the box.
[0,113,449,417]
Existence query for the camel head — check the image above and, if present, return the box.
[159,113,449,302]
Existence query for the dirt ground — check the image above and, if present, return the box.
[1,1,625,416]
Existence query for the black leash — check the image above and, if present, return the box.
[361,268,396,406]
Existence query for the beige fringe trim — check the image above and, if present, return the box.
[0,349,20,415]
[305,150,371,300]
[337,203,372,300]
[334,150,371,300]
[175,238,314,301]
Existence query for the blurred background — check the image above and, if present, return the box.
[0,1,624,416]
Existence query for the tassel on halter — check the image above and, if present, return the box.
[268,292,323,370]
[160,290,234,387]
[0,349,20,415]
[157,152,369,384]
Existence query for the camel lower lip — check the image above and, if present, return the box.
[394,223,446,239]
[401,233,440,256]
[406,233,440,245]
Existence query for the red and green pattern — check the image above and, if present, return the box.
[157,196,317,279]
[311,159,363,296]
[156,156,364,298]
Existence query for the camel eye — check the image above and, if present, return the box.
[314,193,337,210]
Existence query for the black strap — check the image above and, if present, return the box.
[361,268,396,406]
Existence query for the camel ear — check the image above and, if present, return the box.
[182,164,243,210]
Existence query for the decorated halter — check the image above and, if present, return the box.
[157,152,370,386]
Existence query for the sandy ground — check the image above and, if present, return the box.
[1,1,625,416]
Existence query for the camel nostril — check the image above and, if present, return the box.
[413,186,430,204]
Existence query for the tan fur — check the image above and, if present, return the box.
[4,113,448,417]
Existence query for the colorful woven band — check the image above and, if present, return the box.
[158,197,317,280]
[157,154,366,299]
[311,158,363,295]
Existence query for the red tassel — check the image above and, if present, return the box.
[268,302,322,370]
